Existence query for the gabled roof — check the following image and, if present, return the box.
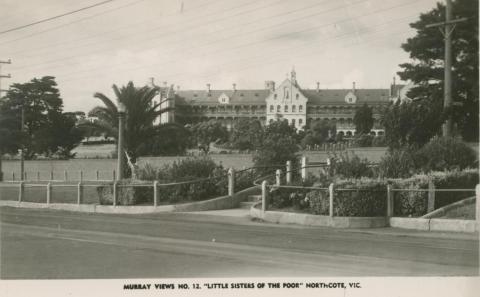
[175,89,269,105]
[302,89,390,105]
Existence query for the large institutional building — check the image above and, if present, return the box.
[157,70,409,136]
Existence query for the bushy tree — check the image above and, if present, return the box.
[301,119,335,148]
[253,120,299,174]
[398,0,478,141]
[382,99,443,149]
[1,76,83,159]
[353,103,374,134]
[229,118,263,150]
[191,120,229,153]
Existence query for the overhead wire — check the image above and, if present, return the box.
[0,0,118,35]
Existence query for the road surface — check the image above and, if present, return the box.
[0,206,478,279]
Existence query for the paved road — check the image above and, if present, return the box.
[0,206,478,279]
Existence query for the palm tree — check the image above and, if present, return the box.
[84,81,179,177]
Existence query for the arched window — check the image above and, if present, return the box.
[292,105,296,112]
[296,93,299,99]
[270,105,274,112]
[291,119,296,126]
[284,105,288,112]
[299,105,303,112]
[299,118,303,126]
[277,105,281,113]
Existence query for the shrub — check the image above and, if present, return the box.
[328,151,373,179]
[268,178,315,210]
[391,169,478,216]
[415,137,476,172]
[306,190,329,215]
[378,148,417,178]
[98,157,231,205]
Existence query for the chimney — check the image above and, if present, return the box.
[232,83,236,92]
[316,82,320,92]
[265,81,275,92]
[352,82,356,92]
[206,83,211,93]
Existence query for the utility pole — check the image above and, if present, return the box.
[0,59,11,182]
[425,0,467,137]
[0,59,11,97]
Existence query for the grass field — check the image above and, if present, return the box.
[1,147,388,182]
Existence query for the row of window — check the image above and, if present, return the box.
[269,118,303,126]
[269,105,303,113]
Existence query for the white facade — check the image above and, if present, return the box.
[265,77,308,130]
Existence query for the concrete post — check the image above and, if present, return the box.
[328,183,335,217]
[386,184,394,217]
[37,171,40,181]
[427,178,435,213]
[18,182,24,202]
[113,182,118,206]
[64,170,68,181]
[46,182,51,204]
[79,171,83,182]
[12,172,15,181]
[476,184,480,222]
[153,181,158,207]
[275,169,282,186]
[301,156,307,181]
[228,168,235,196]
[77,182,83,205]
[96,170,99,181]
[286,161,292,184]
[261,180,268,212]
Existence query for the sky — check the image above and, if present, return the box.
[0,0,441,113]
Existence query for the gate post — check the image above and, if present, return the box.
[77,182,83,205]
[286,161,292,184]
[387,184,394,218]
[46,182,51,204]
[275,169,282,186]
[328,183,335,217]
[427,178,435,213]
[261,180,268,212]
[301,156,308,181]
[113,182,118,206]
[228,168,235,196]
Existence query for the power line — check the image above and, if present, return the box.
[0,0,117,35]
[50,0,425,81]
[56,12,417,85]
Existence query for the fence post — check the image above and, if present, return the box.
[286,161,292,184]
[475,184,480,223]
[386,184,394,218]
[79,171,83,182]
[261,180,268,212]
[24,172,27,181]
[153,181,158,207]
[18,182,24,202]
[228,168,235,196]
[46,182,51,204]
[328,183,335,217]
[77,182,83,205]
[64,170,68,181]
[301,156,308,181]
[37,171,40,181]
[275,169,282,186]
[427,178,435,213]
[96,170,99,181]
[50,171,53,180]
[12,172,15,181]
[112,170,116,181]
[113,182,117,206]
